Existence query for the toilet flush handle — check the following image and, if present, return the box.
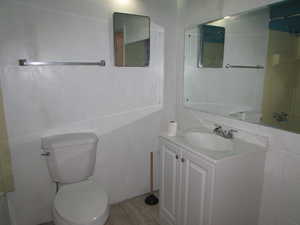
[41,151,50,156]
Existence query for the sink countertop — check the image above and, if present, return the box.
[159,131,267,164]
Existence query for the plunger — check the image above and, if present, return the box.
[145,152,159,205]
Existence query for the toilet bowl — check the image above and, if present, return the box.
[53,180,109,225]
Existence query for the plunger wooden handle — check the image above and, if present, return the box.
[150,152,153,193]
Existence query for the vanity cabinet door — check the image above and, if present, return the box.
[179,151,214,225]
[160,141,181,225]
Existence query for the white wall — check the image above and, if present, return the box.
[177,1,300,225]
[184,9,269,115]
[0,0,178,225]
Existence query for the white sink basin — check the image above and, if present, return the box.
[184,132,233,152]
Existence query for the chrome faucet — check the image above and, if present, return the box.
[213,124,237,139]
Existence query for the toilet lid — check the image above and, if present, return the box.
[54,180,108,225]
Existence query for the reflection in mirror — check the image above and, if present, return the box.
[184,0,300,134]
[199,25,225,68]
[113,13,150,67]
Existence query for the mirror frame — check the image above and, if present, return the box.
[113,12,151,67]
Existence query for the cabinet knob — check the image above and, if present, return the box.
[181,158,185,163]
[176,155,179,159]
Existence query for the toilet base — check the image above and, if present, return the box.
[53,205,110,225]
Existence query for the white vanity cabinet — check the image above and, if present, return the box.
[159,136,266,225]
[160,140,214,225]
[160,141,181,225]
[179,149,214,225]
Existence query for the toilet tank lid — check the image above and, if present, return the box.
[42,132,98,149]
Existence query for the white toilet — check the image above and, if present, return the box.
[42,132,109,225]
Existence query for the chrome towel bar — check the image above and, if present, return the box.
[225,64,264,69]
[18,59,106,67]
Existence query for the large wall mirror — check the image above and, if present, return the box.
[113,13,150,67]
[184,0,300,134]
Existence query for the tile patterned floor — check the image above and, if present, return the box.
[39,193,160,225]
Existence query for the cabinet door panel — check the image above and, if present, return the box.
[181,151,214,225]
[160,141,181,225]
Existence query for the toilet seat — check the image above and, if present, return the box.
[53,180,109,225]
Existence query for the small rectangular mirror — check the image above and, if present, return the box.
[113,12,150,67]
[199,24,225,68]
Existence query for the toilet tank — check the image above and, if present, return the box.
[42,132,98,184]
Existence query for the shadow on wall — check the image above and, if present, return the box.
[93,109,162,203]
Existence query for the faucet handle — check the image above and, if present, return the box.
[213,124,222,132]
[214,124,222,129]
[228,129,238,133]
[227,129,238,138]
